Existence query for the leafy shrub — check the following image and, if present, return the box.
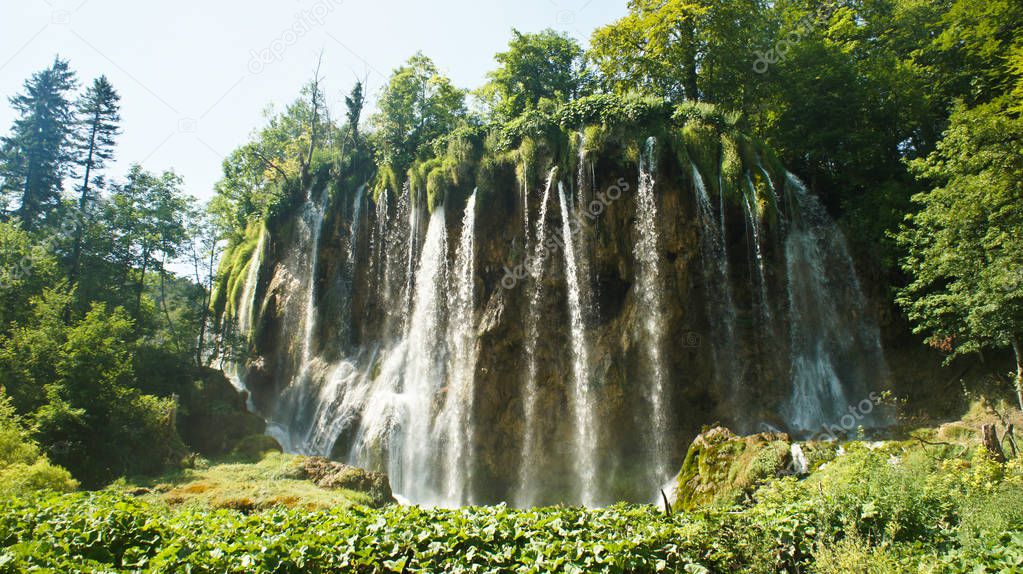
[0,492,716,573]
[0,391,76,495]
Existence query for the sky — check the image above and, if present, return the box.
[0,0,627,202]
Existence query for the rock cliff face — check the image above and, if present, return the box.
[219,119,890,506]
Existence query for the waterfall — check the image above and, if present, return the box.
[223,226,265,404]
[559,182,598,507]
[381,186,412,340]
[438,191,478,505]
[516,167,557,507]
[237,227,265,339]
[633,137,670,484]
[403,183,423,332]
[265,189,330,452]
[783,173,888,432]
[574,135,597,326]
[522,162,530,247]
[246,143,890,508]
[340,186,366,350]
[742,175,772,325]
[301,191,330,365]
[692,165,742,406]
[398,206,449,503]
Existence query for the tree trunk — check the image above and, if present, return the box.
[982,423,1007,463]
[1012,335,1023,412]
[135,248,150,325]
[158,254,182,355]
[69,119,98,289]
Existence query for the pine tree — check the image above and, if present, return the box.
[69,76,120,286]
[0,57,78,230]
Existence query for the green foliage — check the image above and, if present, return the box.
[0,391,77,496]
[589,0,771,106]
[897,99,1023,399]
[0,57,78,230]
[0,291,187,486]
[481,29,587,121]
[0,221,59,331]
[0,440,1019,572]
[371,53,465,180]
[0,492,718,573]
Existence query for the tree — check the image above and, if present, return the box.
[0,221,59,331]
[105,166,189,326]
[0,57,78,230]
[897,100,1023,408]
[588,0,770,106]
[372,53,465,177]
[482,29,586,120]
[186,209,221,367]
[68,76,120,286]
[344,81,365,142]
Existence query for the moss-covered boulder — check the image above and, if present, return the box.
[673,426,792,512]
[300,456,395,507]
[230,434,283,462]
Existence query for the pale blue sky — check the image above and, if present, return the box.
[0,0,627,201]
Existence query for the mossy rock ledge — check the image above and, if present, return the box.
[672,426,794,512]
[300,456,395,507]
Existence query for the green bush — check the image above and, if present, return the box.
[0,391,76,496]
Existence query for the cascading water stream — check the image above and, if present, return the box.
[397,206,449,503]
[783,173,888,432]
[742,175,772,325]
[265,189,330,452]
[339,186,366,350]
[633,137,670,484]
[237,228,265,339]
[692,165,742,404]
[438,191,478,506]
[301,192,330,366]
[559,182,598,507]
[516,167,557,507]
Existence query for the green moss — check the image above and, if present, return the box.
[426,165,451,212]
[212,221,264,323]
[230,434,282,462]
[681,122,722,196]
[116,452,374,511]
[673,427,791,512]
[800,441,838,471]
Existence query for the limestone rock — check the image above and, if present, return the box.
[300,456,395,507]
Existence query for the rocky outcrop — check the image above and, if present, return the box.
[300,456,395,507]
[671,426,839,512]
[673,426,792,511]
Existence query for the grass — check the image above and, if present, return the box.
[111,452,375,511]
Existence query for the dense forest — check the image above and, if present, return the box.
[1,0,1022,571]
